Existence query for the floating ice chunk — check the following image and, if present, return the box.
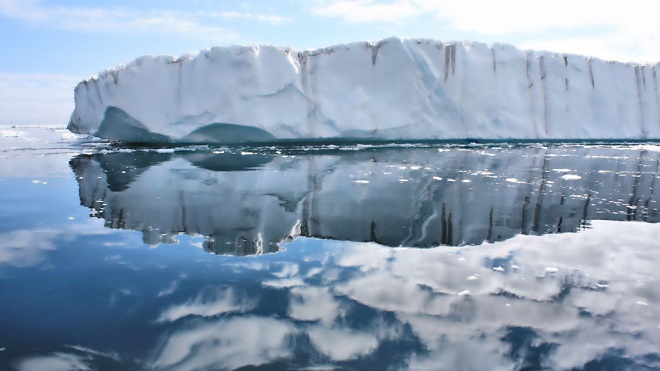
[457,290,470,296]
[0,130,22,137]
[562,174,582,180]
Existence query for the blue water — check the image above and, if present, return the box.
[0,127,659,370]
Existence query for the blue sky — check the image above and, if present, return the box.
[1,0,658,125]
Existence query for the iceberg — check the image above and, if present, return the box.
[68,38,660,143]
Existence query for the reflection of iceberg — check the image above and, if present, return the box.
[71,146,660,254]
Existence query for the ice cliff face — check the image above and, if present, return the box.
[69,38,660,143]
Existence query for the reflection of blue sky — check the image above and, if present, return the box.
[3,215,660,369]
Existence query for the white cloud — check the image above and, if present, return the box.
[0,0,284,41]
[312,0,660,62]
[312,0,419,23]
[206,11,290,25]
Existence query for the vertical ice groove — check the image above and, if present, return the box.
[451,43,456,76]
[444,44,452,81]
[370,41,383,65]
[538,56,550,136]
[84,82,96,110]
[564,56,569,92]
[524,52,540,138]
[175,59,183,106]
[588,58,595,89]
[634,66,646,135]
[652,66,660,128]
[642,65,647,89]
[491,47,497,73]
[93,80,103,110]
[297,51,320,137]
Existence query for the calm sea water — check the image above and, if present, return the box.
[0,126,659,370]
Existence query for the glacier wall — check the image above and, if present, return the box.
[68,38,660,143]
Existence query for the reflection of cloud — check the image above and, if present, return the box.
[157,279,180,297]
[157,286,255,322]
[0,229,58,267]
[335,270,449,315]
[142,221,659,369]
[307,221,660,369]
[0,222,117,267]
[16,352,91,371]
[151,316,297,370]
[307,325,378,361]
[289,286,341,324]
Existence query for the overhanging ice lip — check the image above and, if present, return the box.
[68,37,660,144]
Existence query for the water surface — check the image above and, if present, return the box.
[0,127,659,370]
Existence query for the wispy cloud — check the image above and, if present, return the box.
[206,11,291,25]
[312,0,419,23]
[0,0,287,41]
[312,0,660,62]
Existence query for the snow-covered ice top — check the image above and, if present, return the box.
[68,38,660,143]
